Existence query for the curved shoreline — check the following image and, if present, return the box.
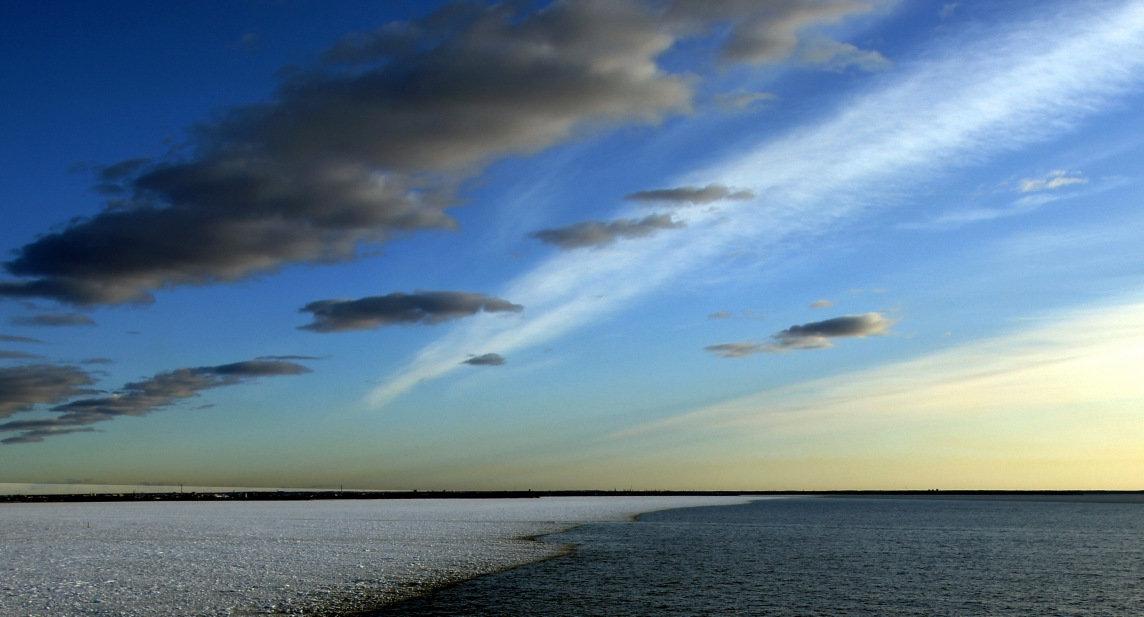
[328,496,762,616]
[1,495,753,617]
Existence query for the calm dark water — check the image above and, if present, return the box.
[370,497,1144,616]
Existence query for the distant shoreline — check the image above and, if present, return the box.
[3,488,1142,504]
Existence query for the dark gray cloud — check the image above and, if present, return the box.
[0,1,687,306]
[462,353,506,366]
[0,0,879,306]
[0,364,97,419]
[0,359,311,444]
[300,291,523,332]
[624,183,755,205]
[11,313,96,327]
[2,427,99,446]
[0,334,43,343]
[706,312,896,357]
[530,214,683,250]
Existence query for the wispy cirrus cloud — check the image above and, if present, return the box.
[1018,170,1088,193]
[370,2,1144,408]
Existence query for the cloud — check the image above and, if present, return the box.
[668,0,884,66]
[0,365,97,419]
[530,214,684,250]
[809,299,836,308]
[0,359,311,444]
[708,311,733,320]
[370,2,1144,407]
[798,40,890,71]
[705,312,895,357]
[0,1,686,306]
[0,334,42,344]
[910,169,1103,231]
[712,90,778,111]
[1018,170,1088,192]
[1,0,883,307]
[462,353,506,366]
[618,297,1144,460]
[299,291,524,332]
[0,350,42,360]
[11,313,96,327]
[703,342,768,358]
[713,89,777,111]
[2,427,99,446]
[624,183,755,205]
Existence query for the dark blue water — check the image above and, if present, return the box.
[369,497,1144,616]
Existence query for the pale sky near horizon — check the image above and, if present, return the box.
[2,0,1144,492]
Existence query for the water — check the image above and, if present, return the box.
[369,497,1144,616]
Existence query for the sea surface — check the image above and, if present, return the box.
[370,496,1144,616]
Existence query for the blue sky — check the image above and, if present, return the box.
[3,0,1144,491]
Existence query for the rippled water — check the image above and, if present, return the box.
[371,497,1144,616]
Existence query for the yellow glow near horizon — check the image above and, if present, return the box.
[608,296,1144,490]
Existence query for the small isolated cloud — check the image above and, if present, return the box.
[624,183,755,205]
[713,90,777,111]
[809,299,836,308]
[530,214,683,250]
[708,311,733,320]
[300,291,523,332]
[704,342,766,358]
[1018,170,1088,193]
[799,40,890,72]
[706,312,896,357]
[0,359,310,444]
[669,1,881,66]
[11,313,96,327]
[462,353,506,366]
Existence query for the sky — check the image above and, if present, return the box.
[2,0,1144,492]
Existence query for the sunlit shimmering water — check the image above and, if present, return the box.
[371,497,1144,616]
